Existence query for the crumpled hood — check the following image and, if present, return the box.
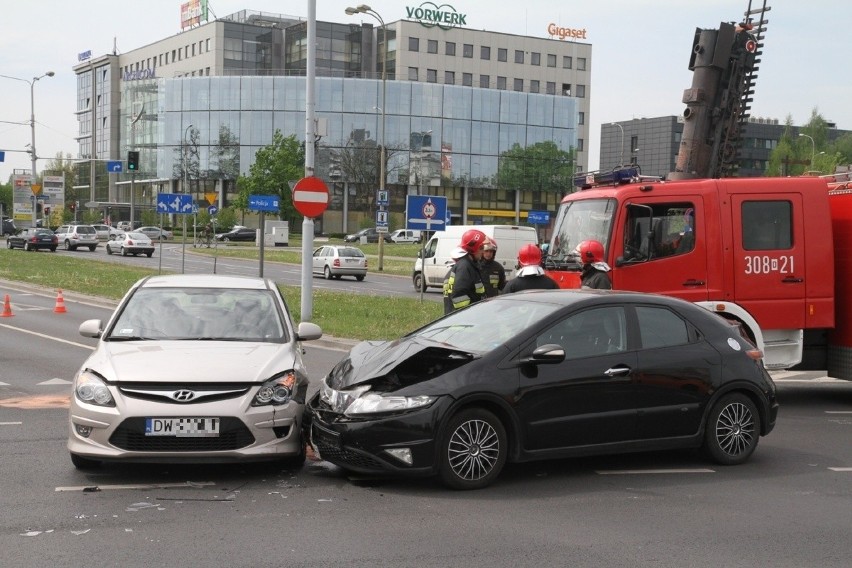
[84,341,297,383]
[327,337,477,391]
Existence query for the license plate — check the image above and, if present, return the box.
[311,422,341,449]
[145,417,220,437]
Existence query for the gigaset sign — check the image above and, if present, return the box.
[406,2,467,30]
[547,23,588,41]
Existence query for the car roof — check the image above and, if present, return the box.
[491,289,699,310]
[138,274,273,290]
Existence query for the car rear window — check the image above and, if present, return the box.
[77,226,96,234]
[339,248,364,257]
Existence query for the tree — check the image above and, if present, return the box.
[234,130,304,223]
[172,126,200,192]
[766,109,845,176]
[496,141,575,193]
[0,181,11,217]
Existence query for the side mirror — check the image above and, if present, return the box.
[519,343,565,365]
[79,319,103,338]
[296,321,323,341]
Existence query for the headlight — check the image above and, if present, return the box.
[74,371,115,407]
[252,371,297,406]
[344,392,436,416]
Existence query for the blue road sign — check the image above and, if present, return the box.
[376,190,389,207]
[208,205,218,215]
[0,151,5,162]
[406,195,448,232]
[248,194,280,212]
[107,160,123,173]
[156,193,194,215]
[527,210,551,224]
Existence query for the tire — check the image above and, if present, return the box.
[64,240,72,251]
[24,242,31,251]
[50,247,57,252]
[279,434,307,470]
[89,245,97,252]
[702,393,760,465]
[223,236,231,242]
[70,453,101,470]
[324,266,333,280]
[146,252,153,258]
[439,408,507,490]
[413,272,423,292]
[5,239,11,249]
[355,275,365,282]
[121,247,128,257]
[106,245,113,255]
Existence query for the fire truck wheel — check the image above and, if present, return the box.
[702,393,760,466]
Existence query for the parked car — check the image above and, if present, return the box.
[216,226,257,242]
[6,228,58,252]
[137,226,173,241]
[68,274,323,469]
[105,231,155,257]
[388,229,422,243]
[54,224,99,251]
[116,221,141,231]
[92,224,120,241]
[344,227,390,243]
[2,217,16,236]
[309,289,778,489]
[312,245,368,281]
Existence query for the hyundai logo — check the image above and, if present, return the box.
[171,390,197,402]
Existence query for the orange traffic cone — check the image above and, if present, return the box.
[1,294,13,317]
[53,289,67,314]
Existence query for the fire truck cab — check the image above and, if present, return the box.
[545,169,835,371]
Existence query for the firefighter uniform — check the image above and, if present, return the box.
[447,255,486,311]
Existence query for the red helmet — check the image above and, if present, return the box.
[517,243,542,267]
[460,229,487,254]
[577,240,605,263]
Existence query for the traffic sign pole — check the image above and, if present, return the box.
[292,176,330,323]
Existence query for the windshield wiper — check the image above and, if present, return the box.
[106,336,153,341]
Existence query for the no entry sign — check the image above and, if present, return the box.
[292,176,329,218]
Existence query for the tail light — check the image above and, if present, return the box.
[333,258,340,267]
[746,348,764,361]
[364,259,368,268]
[127,239,134,245]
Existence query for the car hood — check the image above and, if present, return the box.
[84,341,298,383]
[326,337,478,392]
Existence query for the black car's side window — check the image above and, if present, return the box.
[537,306,627,358]
[635,306,689,348]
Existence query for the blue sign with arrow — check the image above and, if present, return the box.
[156,193,194,215]
[406,195,447,232]
[248,194,279,212]
[107,160,123,173]
[527,210,551,225]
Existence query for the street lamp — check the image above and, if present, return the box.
[799,133,815,168]
[346,4,388,270]
[0,70,55,227]
[611,122,624,166]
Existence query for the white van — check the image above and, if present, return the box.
[412,225,538,291]
[388,229,422,243]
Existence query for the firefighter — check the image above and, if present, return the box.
[479,238,506,297]
[442,247,470,314]
[502,244,559,293]
[447,229,488,312]
[576,239,612,290]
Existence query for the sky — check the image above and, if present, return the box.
[1,0,848,183]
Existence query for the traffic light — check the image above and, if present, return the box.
[128,151,140,171]
[69,202,76,213]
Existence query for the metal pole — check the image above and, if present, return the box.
[799,133,815,168]
[301,0,318,322]
[612,122,624,167]
[182,124,193,274]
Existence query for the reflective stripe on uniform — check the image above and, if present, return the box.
[453,295,471,309]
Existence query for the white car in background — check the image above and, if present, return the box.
[92,224,120,241]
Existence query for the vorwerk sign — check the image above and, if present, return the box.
[406,2,467,30]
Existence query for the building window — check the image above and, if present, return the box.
[408,67,419,81]
[463,44,473,58]
[445,71,455,85]
[206,38,210,51]
[562,56,572,69]
[530,80,540,93]
[578,57,587,71]
[409,37,420,51]
[427,69,437,83]
[513,78,524,92]
[577,139,584,152]
[481,46,491,60]
[546,81,556,95]
[463,72,473,86]
[425,40,437,54]
[192,44,195,56]
[578,111,585,125]
[514,50,524,63]
[159,54,163,66]
[562,84,571,96]
[446,42,456,56]
[576,84,586,98]
[480,74,490,88]
[497,76,507,90]
[531,52,541,66]
[498,48,507,62]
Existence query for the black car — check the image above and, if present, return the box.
[343,227,391,243]
[2,217,16,236]
[6,228,58,252]
[308,290,778,490]
[216,227,257,242]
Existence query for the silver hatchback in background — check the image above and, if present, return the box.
[68,274,323,469]
[312,245,368,281]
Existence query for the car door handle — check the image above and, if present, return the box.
[782,277,803,283]
[682,279,706,286]
[604,366,631,377]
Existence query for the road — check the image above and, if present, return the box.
[1,283,851,566]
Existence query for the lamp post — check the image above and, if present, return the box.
[1,71,54,227]
[346,3,388,270]
[611,122,624,167]
[799,133,815,168]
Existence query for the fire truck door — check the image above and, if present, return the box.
[731,195,806,329]
[612,198,709,303]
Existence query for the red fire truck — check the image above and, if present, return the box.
[542,2,852,378]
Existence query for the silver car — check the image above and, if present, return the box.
[68,274,322,469]
[312,245,368,281]
[54,224,99,251]
[105,231,155,257]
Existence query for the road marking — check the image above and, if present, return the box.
[0,382,9,386]
[0,395,70,409]
[0,422,23,426]
[0,322,95,350]
[772,377,844,383]
[825,411,852,414]
[828,467,852,472]
[55,481,216,492]
[38,378,72,386]
[596,468,715,475]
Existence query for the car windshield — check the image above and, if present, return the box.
[412,296,563,353]
[107,287,287,342]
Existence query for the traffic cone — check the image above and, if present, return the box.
[1,294,13,317]
[53,289,67,314]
